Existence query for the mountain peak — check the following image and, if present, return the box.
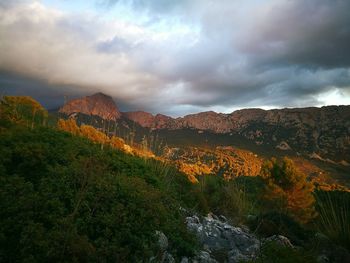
[90,92,112,99]
[59,93,121,120]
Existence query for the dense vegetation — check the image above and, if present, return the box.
[0,97,203,261]
[1,96,349,262]
[0,125,204,261]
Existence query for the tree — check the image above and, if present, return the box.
[0,96,48,128]
[57,118,81,136]
[261,157,316,224]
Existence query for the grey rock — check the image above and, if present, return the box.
[162,252,175,263]
[317,255,329,263]
[264,235,293,248]
[219,215,228,223]
[186,214,261,263]
[228,248,252,263]
[195,250,218,263]
[156,231,169,251]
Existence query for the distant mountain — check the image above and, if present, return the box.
[123,111,173,129]
[124,107,350,163]
[59,93,350,163]
[59,92,121,120]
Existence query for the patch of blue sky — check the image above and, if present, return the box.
[42,0,200,42]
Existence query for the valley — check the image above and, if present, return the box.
[59,92,350,188]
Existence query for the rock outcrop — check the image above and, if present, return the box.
[59,93,121,120]
[185,213,294,263]
[122,111,174,129]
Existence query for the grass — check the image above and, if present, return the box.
[223,181,257,223]
[244,241,317,263]
[314,190,350,250]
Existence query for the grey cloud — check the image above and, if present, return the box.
[97,0,191,14]
[240,0,350,69]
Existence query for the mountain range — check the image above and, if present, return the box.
[59,92,350,165]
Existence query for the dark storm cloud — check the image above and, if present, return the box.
[0,0,349,115]
[241,0,350,69]
[0,72,69,110]
[106,0,350,109]
[0,71,138,111]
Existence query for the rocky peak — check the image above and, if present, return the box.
[59,92,121,120]
[123,111,174,129]
[123,111,155,127]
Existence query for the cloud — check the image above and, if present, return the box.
[0,0,349,116]
[239,0,350,69]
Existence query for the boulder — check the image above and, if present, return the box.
[186,214,261,262]
[156,231,169,252]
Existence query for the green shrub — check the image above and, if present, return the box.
[260,157,316,224]
[198,175,259,223]
[245,241,316,263]
[248,212,313,246]
[0,125,198,262]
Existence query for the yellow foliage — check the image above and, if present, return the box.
[1,96,48,126]
[57,118,142,154]
[80,125,109,145]
[110,136,125,149]
[57,118,81,136]
[164,146,262,182]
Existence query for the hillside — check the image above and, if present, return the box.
[1,96,350,262]
[58,93,350,188]
[0,116,200,261]
[59,93,350,163]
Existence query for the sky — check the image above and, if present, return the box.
[0,0,350,116]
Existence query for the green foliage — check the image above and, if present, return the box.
[245,241,317,263]
[0,125,198,262]
[260,157,316,224]
[248,212,313,246]
[143,158,206,213]
[197,175,261,223]
[315,190,350,250]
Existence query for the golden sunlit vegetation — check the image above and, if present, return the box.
[58,118,157,158]
[0,95,48,128]
[163,146,262,182]
[58,118,144,156]
[260,157,316,224]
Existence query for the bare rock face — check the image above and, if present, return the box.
[122,112,174,129]
[178,111,232,133]
[59,93,121,120]
[123,111,155,127]
[124,106,350,161]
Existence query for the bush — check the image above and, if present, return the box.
[198,175,260,223]
[0,125,198,261]
[248,212,313,246]
[261,157,316,224]
[246,241,317,263]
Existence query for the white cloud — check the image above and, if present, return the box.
[316,88,350,106]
